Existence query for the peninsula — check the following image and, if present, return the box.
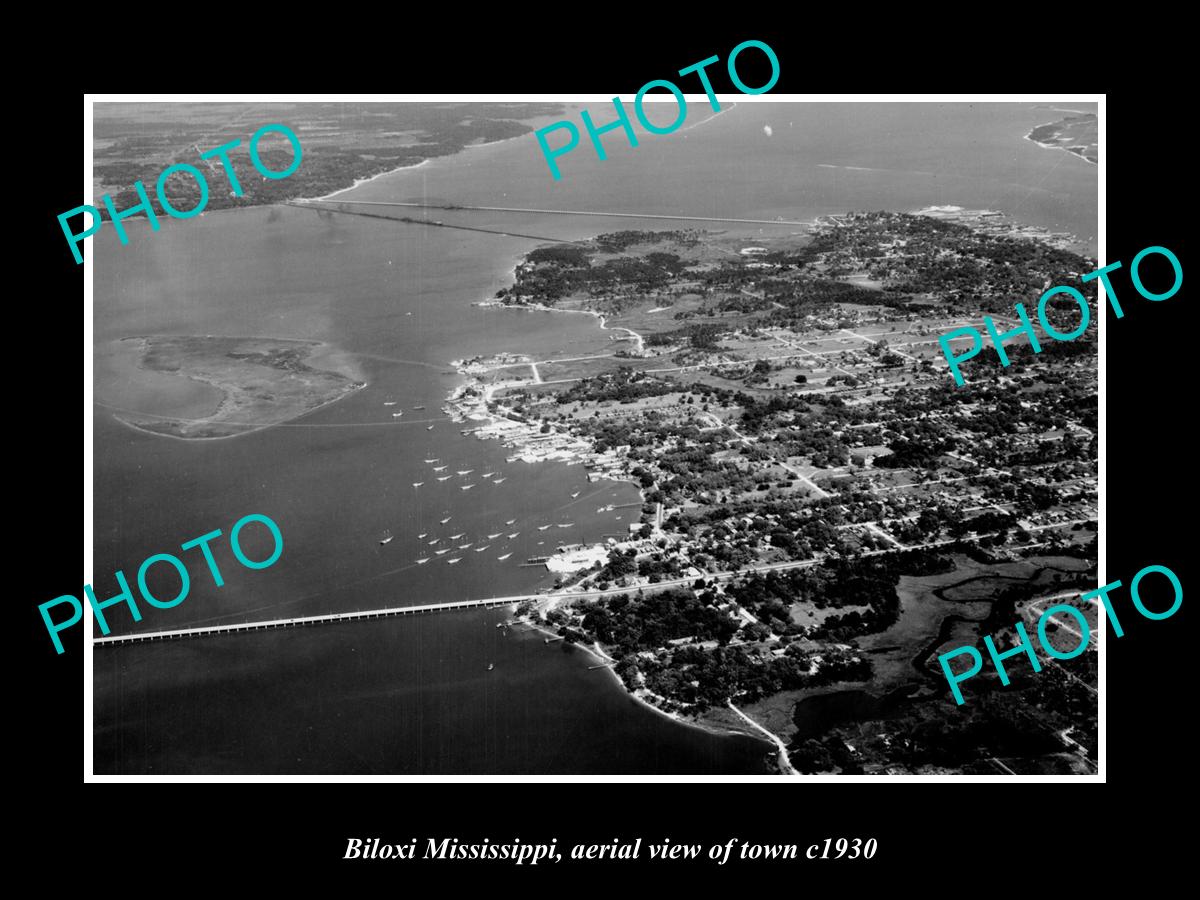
[1026,112,1098,164]
[450,211,1098,775]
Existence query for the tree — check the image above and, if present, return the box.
[791,739,834,774]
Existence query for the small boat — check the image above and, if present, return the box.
[447,558,462,565]
[437,476,452,482]
[433,466,448,472]
[418,532,428,539]
[475,545,490,552]
[424,458,439,463]
[505,519,516,526]
[416,558,430,564]
[571,492,580,498]
[428,539,440,545]
[538,525,551,531]
[497,553,512,560]
[458,543,473,550]
[493,478,507,484]
[392,412,404,418]
[380,532,393,545]
[427,425,435,430]
[456,470,473,476]
[487,533,502,540]
[488,663,494,671]
[413,482,424,487]
[461,484,475,490]
[413,406,425,410]
[435,549,450,556]
[384,401,397,407]
[508,532,520,539]
[449,532,465,539]
[441,516,452,524]
[481,472,494,478]
[557,523,574,529]
[537,541,545,546]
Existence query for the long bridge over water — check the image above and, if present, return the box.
[92,524,1089,649]
[93,596,528,647]
[292,198,814,228]
[91,558,820,648]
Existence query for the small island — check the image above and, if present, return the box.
[117,335,364,439]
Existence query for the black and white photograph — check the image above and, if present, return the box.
[79,95,1105,778]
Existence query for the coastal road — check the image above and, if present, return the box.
[728,702,800,776]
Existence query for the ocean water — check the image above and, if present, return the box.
[92,101,1096,774]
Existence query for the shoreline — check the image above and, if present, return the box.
[517,615,780,763]
[302,159,432,202]
[108,335,366,442]
[1023,122,1097,166]
[294,123,563,205]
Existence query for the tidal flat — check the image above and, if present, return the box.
[117,335,365,439]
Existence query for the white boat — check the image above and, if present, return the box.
[413,482,424,487]
[458,543,472,550]
[384,401,397,407]
[475,545,490,552]
[508,532,520,539]
[447,558,462,565]
[424,458,439,463]
[481,472,494,478]
[435,549,450,556]
[440,517,452,524]
[392,412,404,418]
[418,533,428,539]
[437,476,452,482]
[487,533,502,540]
[428,539,440,545]
[416,558,430,564]
[538,525,551,531]
[493,478,506,484]
[380,534,393,545]
[450,533,465,539]
[571,492,580,498]
[413,406,425,410]
[461,484,475,490]
[427,425,435,430]
[497,553,512,560]
[487,663,494,671]
[456,470,473,476]
[557,523,574,528]
[505,519,516,525]
[433,466,448,472]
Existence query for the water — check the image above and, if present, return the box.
[92,102,1096,774]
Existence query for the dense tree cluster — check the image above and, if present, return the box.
[581,589,739,654]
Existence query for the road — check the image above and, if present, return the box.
[728,702,799,776]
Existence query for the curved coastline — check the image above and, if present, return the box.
[1023,120,1097,166]
[518,615,778,759]
[451,253,786,772]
